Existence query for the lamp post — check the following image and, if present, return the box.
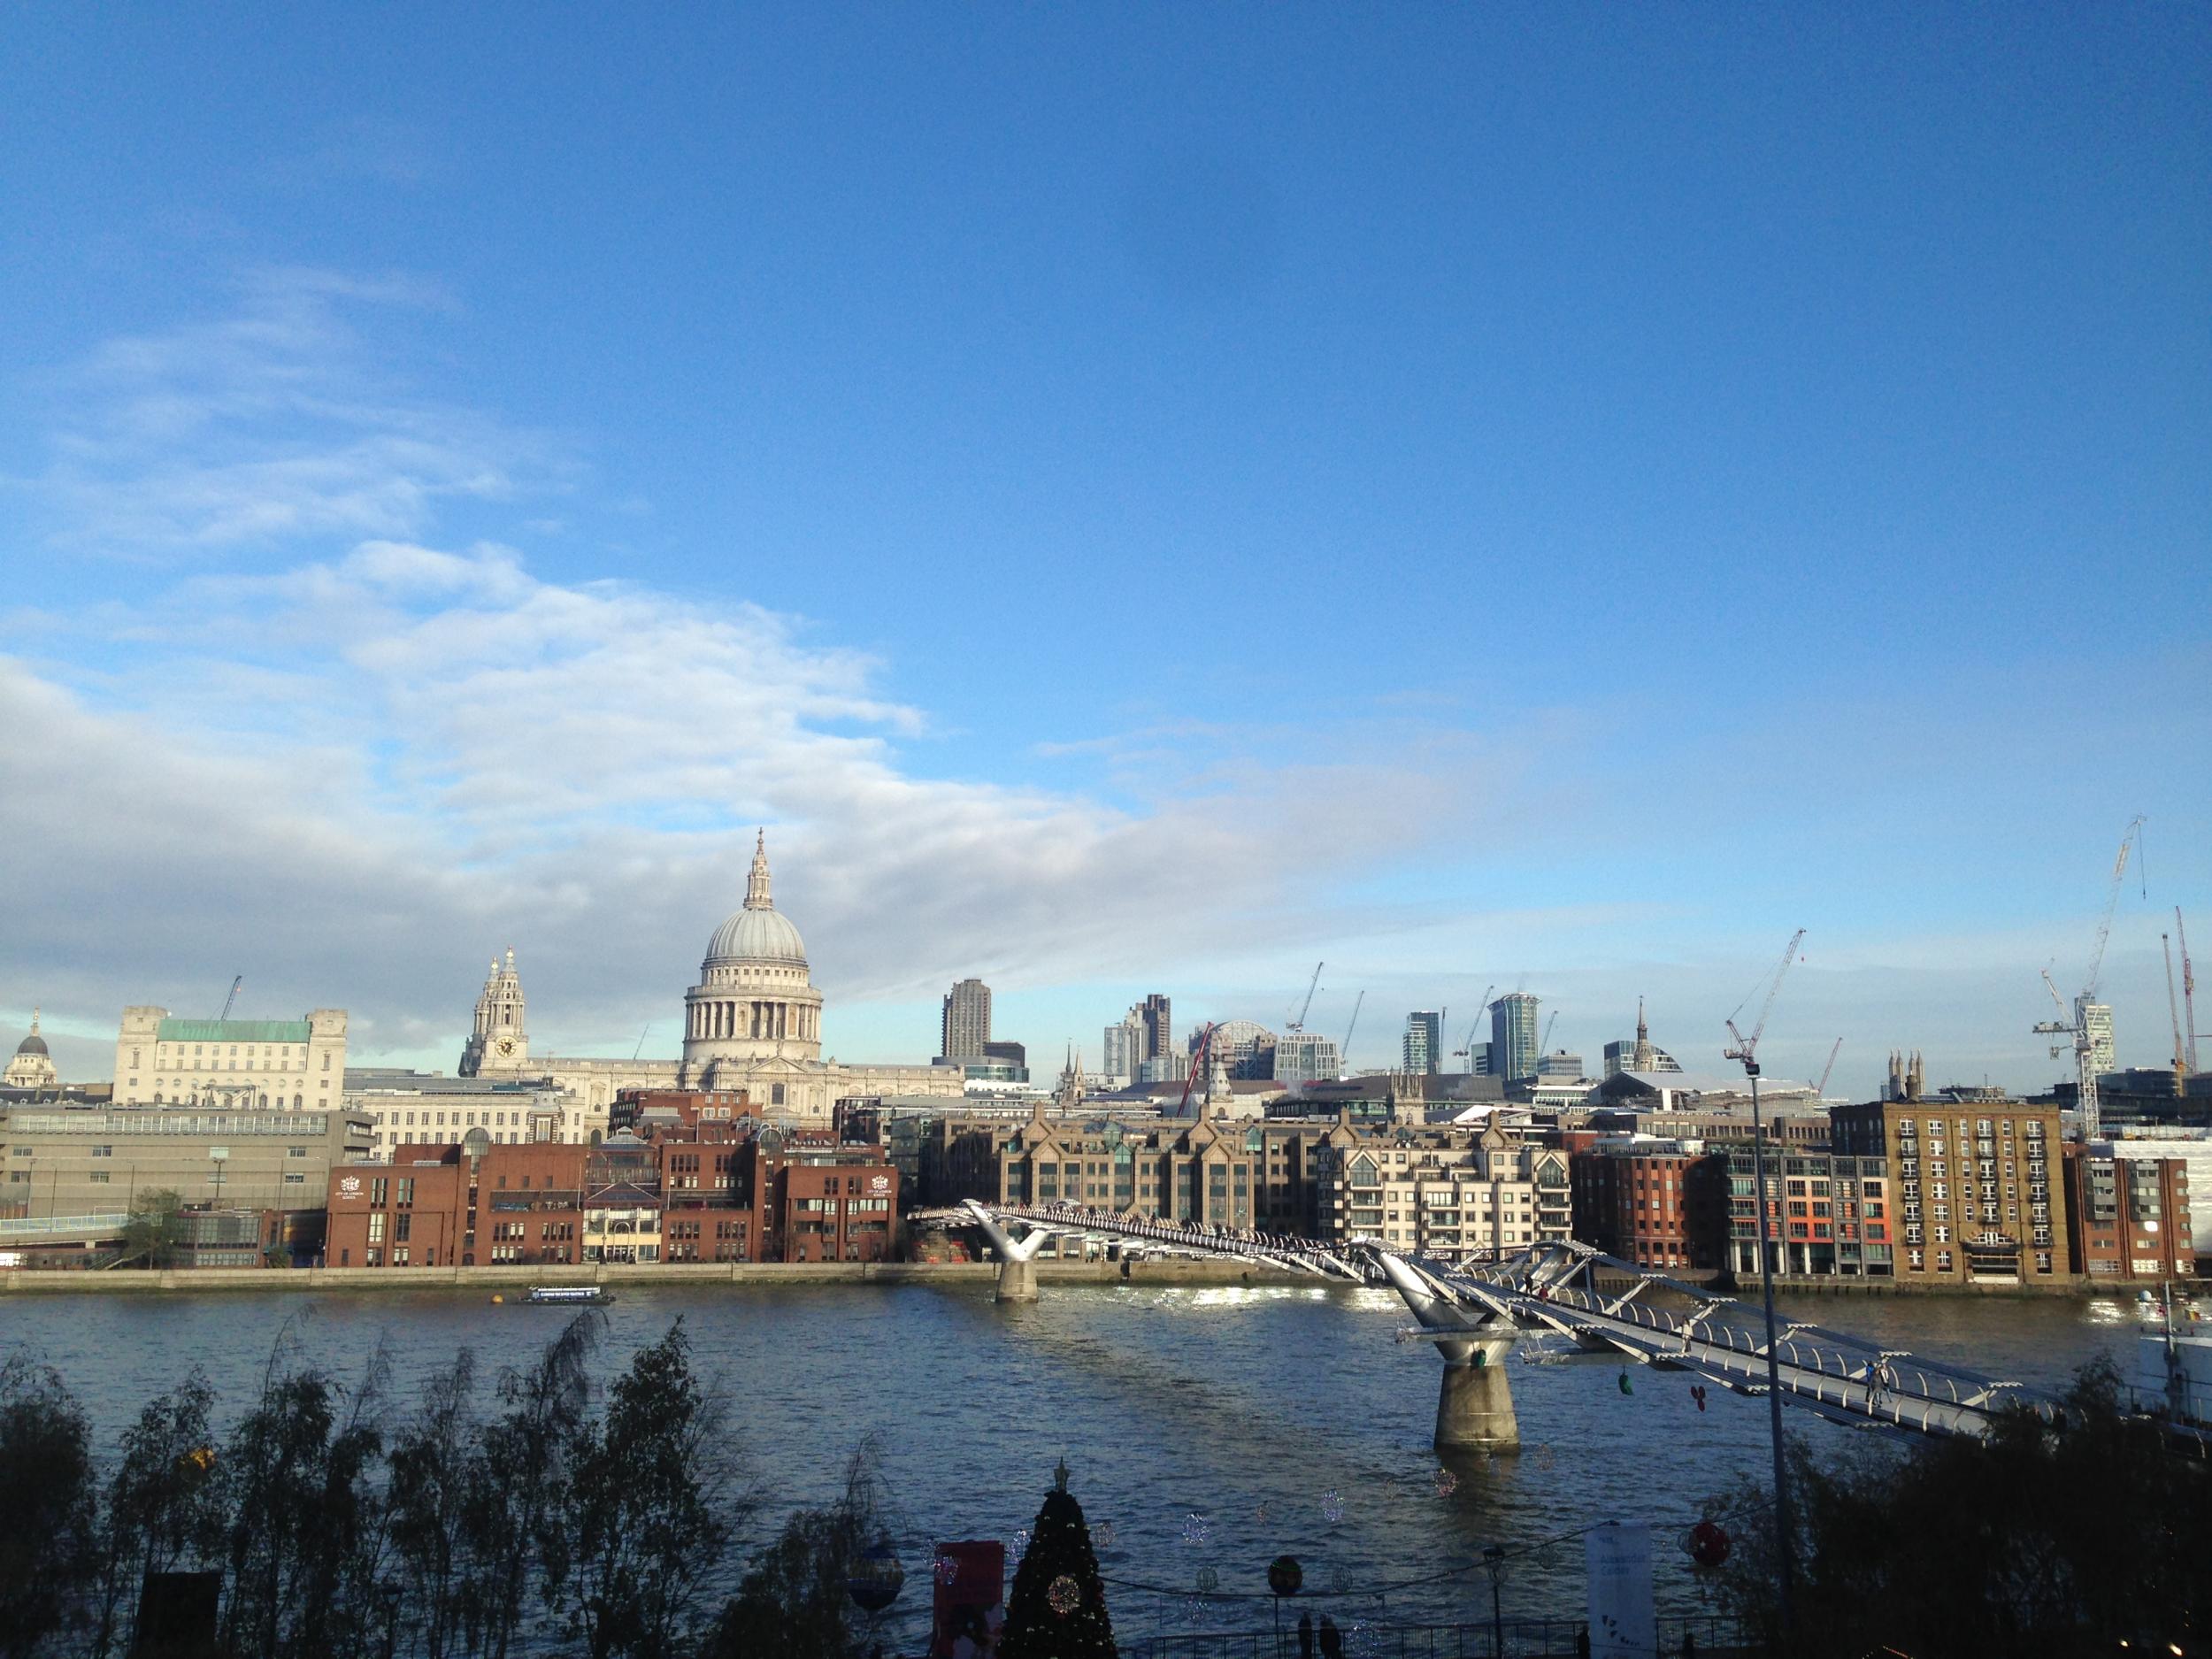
[1745,1063,1793,1633]
[210,1147,229,1210]
[1482,1544,1506,1658]
[1724,926,1805,1647]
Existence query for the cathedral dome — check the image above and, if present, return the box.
[703,832,809,968]
[705,906,807,967]
[16,1028,47,1057]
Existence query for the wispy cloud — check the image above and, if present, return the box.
[26,266,557,555]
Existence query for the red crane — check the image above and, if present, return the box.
[1177,1021,1219,1116]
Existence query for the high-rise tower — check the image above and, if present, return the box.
[1492,993,1540,1084]
[940,978,993,1064]
[1141,994,1173,1060]
[1403,1010,1443,1075]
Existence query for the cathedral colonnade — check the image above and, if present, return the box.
[687,1000,816,1041]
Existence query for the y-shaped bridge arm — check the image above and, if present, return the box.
[962,1200,1050,1263]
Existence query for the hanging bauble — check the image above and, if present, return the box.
[846,1541,904,1614]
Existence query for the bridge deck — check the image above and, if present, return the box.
[1424,1244,2055,1438]
[931,1202,1366,1280]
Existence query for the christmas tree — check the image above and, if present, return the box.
[998,1459,1118,1659]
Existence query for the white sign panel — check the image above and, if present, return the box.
[1585,1522,1655,1659]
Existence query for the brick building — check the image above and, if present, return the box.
[2064,1146,2195,1281]
[1831,1099,2067,1283]
[324,1098,901,1267]
[1569,1142,1729,1272]
[326,1136,587,1268]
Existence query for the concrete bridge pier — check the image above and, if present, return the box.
[1434,1337,1520,1450]
[1379,1254,1522,1452]
[964,1202,1049,1303]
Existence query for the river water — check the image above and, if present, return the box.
[0,1281,2157,1645]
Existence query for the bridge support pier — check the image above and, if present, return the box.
[965,1201,1048,1303]
[1435,1352,1518,1450]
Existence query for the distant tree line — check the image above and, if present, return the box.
[1704,1358,2209,1659]
[0,1317,902,1659]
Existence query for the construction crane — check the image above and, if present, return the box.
[1286,963,1324,1033]
[1815,1038,1844,1100]
[1177,1022,1220,1116]
[2033,816,2145,1143]
[2180,908,2200,1075]
[1451,986,1495,1071]
[1725,928,1806,1077]
[1340,991,1364,1069]
[215,975,242,1020]
[1540,1009,1558,1052]
[2163,935,2187,1096]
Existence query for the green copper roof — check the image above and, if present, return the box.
[156,1018,312,1043]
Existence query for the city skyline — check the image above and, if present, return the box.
[2,8,2206,1100]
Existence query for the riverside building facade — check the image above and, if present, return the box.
[1317,1119,1570,1260]
[324,1100,900,1269]
[2063,1145,2195,1280]
[1727,1148,1893,1278]
[4,1104,371,1223]
[1831,1098,2068,1283]
[1569,1141,1730,1273]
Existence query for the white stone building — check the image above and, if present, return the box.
[343,1067,588,1159]
[113,1008,348,1110]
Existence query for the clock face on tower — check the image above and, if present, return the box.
[497,1038,515,1056]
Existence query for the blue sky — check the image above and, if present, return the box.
[2,4,2206,1094]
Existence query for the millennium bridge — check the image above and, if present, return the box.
[930,1199,2205,1454]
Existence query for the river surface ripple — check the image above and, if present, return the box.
[0,1283,2150,1642]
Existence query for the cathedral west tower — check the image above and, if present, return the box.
[460,948,530,1076]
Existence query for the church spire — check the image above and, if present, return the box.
[745,829,774,910]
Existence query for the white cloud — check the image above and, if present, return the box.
[27,266,553,554]
[0,534,1479,1069]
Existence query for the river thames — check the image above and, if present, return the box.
[0,1280,2156,1644]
